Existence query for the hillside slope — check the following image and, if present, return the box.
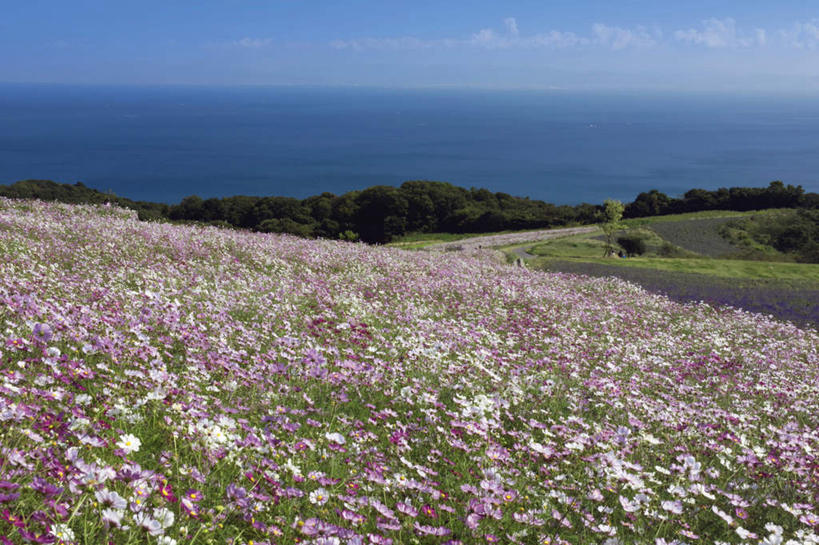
[0,199,817,544]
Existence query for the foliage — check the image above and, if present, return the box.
[656,241,692,258]
[720,209,819,263]
[600,199,624,256]
[624,181,816,218]
[338,229,359,242]
[616,233,647,256]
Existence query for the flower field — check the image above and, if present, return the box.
[0,199,818,545]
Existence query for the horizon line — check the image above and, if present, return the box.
[2,80,819,98]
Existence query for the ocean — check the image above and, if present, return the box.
[1,83,818,205]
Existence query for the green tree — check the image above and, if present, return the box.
[354,186,408,243]
[601,199,624,257]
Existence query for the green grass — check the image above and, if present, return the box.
[528,232,607,258]
[620,209,760,227]
[531,255,819,281]
[519,209,819,281]
[394,211,762,249]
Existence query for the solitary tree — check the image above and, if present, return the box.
[601,199,624,257]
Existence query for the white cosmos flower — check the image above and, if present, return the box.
[133,512,163,536]
[116,433,141,454]
[661,500,683,514]
[309,487,329,505]
[325,432,346,444]
[284,458,302,476]
[154,507,175,529]
[761,533,784,545]
[51,524,75,541]
[619,495,640,513]
[96,488,128,509]
[736,527,757,540]
[712,505,734,525]
[101,508,124,527]
[764,523,783,535]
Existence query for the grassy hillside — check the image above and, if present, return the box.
[530,253,819,281]
[0,199,817,544]
[524,211,818,328]
[529,210,819,277]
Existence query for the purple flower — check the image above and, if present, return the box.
[396,502,417,517]
[466,513,482,529]
[18,529,55,544]
[32,323,53,344]
[376,518,401,531]
[185,489,203,503]
[413,523,451,536]
[31,478,62,499]
[0,493,20,503]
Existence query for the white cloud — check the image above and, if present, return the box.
[469,22,589,49]
[530,31,588,49]
[469,28,504,48]
[326,17,819,54]
[780,20,819,49]
[333,19,657,51]
[592,24,659,50]
[504,17,519,38]
[234,37,273,48]
[674,18,765,48]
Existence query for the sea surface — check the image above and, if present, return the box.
[1,84,818,205]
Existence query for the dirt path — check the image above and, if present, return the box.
[510,246,537,259]
[424,225,597,254]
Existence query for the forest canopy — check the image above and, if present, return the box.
[0,179,815,243]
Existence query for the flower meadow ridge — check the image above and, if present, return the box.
[0,198,817,545]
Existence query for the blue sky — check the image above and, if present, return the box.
[3,0,819,92]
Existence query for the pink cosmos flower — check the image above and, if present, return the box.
[185,489,203,503]
[413,522,450,536]
[158,483,177,503]
[180,498,200,518]
[800,512,818,526]
[396,502,417,517]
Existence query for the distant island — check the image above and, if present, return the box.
[0,178,815,244]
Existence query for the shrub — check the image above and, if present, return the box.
[617,234,647,256]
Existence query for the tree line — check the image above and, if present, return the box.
[0,179,816,244]
[624,181,818,218]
